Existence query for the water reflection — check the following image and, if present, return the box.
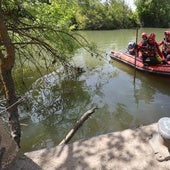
[113,103,134,130]
[20,57,170,153]
[110,59,170,121]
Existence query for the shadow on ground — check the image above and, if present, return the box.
[14,123,170,170]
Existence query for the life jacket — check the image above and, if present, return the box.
[162,39,170,54]
[141,41,157,57]
[141,39,147,46]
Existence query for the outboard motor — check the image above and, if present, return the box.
[127,41,136,55]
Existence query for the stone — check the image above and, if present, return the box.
[0,119,19,169]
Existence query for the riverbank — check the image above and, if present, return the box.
[10,122,170,170]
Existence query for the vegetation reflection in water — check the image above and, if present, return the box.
[19,29,170,153]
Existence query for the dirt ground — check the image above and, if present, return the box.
[10,123,170,170]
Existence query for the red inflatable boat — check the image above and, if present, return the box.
[110,51,170,77]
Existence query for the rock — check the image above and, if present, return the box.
[0,119,19,169]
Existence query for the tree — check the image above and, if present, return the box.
[0,0,21,146]
[0,0,93,147]
[75,0,137,30]
[136,0,170,27]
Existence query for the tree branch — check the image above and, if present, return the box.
[59,106,98,145]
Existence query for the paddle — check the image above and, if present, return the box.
[133,26,139,84]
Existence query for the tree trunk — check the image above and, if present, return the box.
[0,2,20,147]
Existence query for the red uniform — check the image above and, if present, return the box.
[138,33,164,65]
[159,31,170,60]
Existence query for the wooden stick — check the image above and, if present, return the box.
[133,26,139,84]
[59,106,98,145]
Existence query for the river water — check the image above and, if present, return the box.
[19,28,170,153]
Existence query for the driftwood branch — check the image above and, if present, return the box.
[59,106,98,145]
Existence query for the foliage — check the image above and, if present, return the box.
[0,0,139,94]
[0,0,140,83]
[74,0,137,30]
[1,0,93,75]
[135,0,170,27]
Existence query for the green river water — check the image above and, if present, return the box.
[17,28,170,153]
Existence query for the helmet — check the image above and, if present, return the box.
[164,30,170,35]
[128,41,135,50]
[142,32,147,38]
[167,31,170,35]
[148,32,155,41]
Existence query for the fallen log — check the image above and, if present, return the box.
[59,106,98,145]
